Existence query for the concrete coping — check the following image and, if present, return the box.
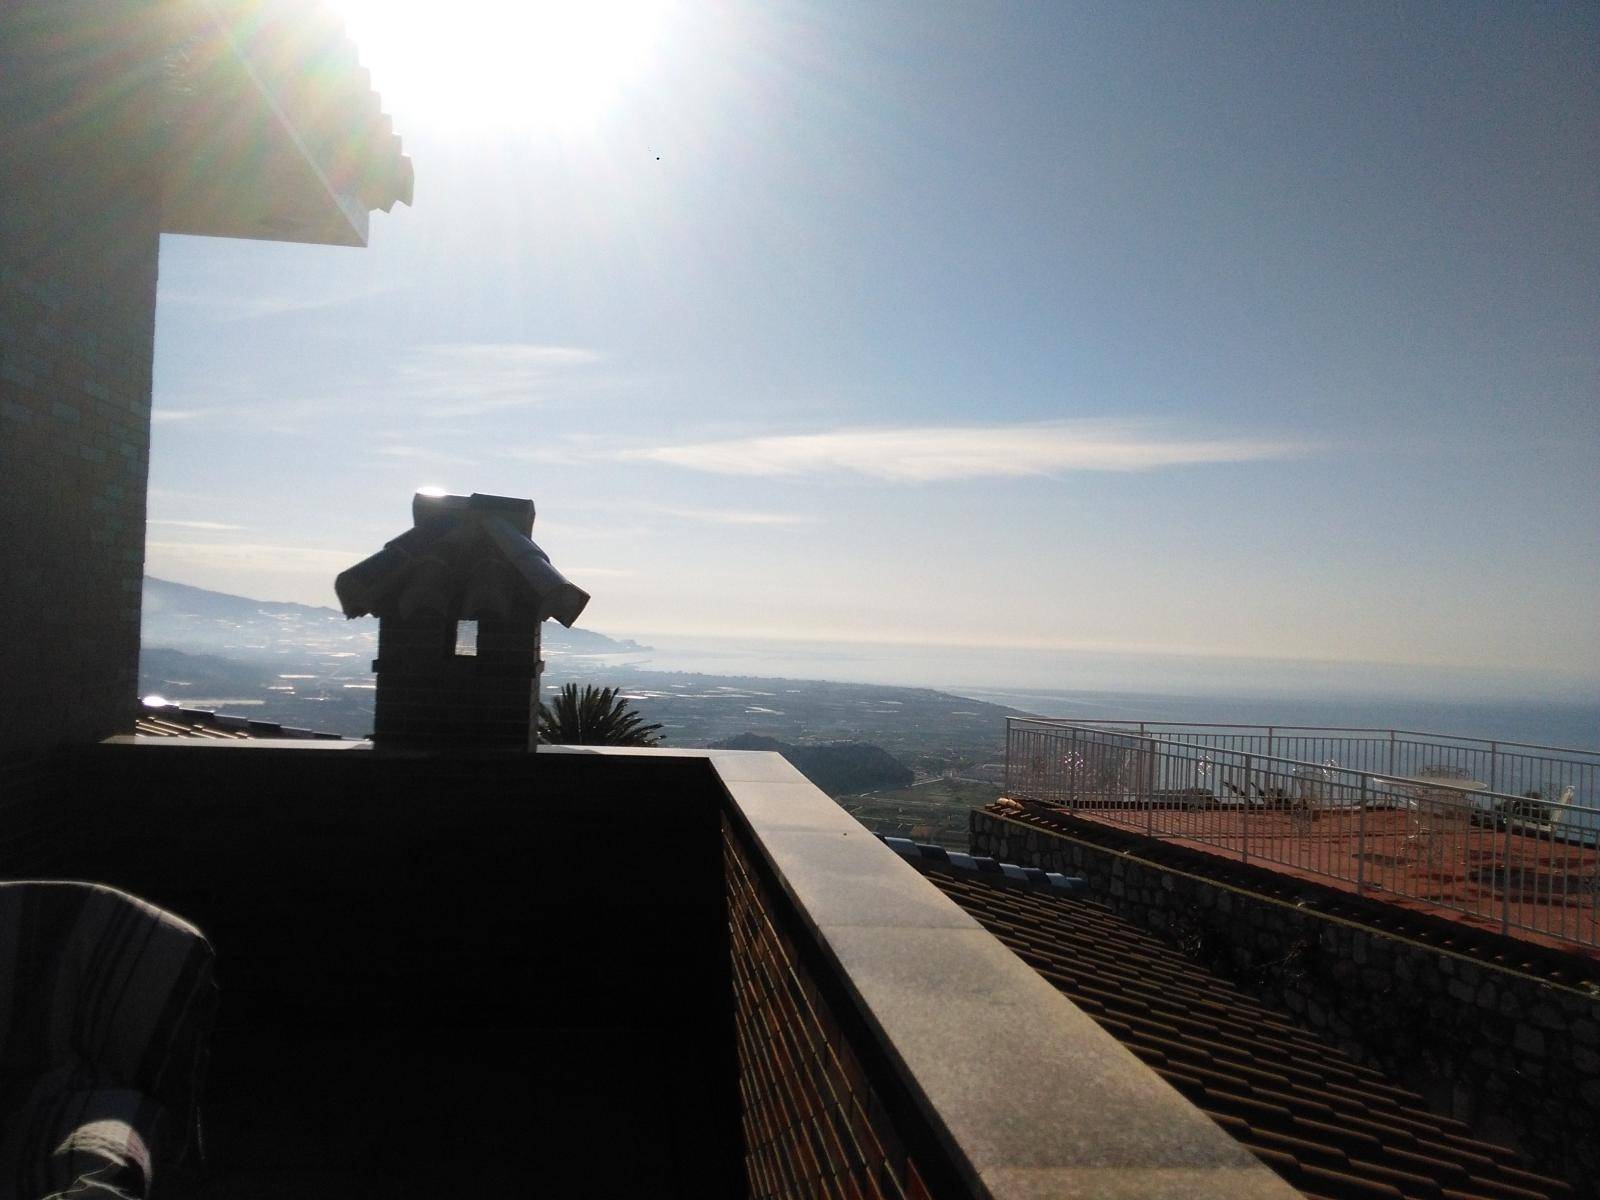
[104,735,371,751]
[551,745,1300,1200]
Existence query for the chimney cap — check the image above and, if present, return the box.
[335,490,587,625]
[412,490,534,537]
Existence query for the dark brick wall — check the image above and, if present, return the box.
[724,816,935,1200]
[1,2,168,793]
[972,808,1600,1193]
[45,745,732,1025]
[373,613,540,748]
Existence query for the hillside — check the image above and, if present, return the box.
[710,734,913,797]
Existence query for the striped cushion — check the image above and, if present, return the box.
[0,882,217,1200]
[0,1086,158,1199]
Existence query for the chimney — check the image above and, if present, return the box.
[334,491,589,750]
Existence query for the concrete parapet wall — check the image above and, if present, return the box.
[723,811,940,1199]
[972,808,1600,1192]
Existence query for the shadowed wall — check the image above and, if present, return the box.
[1,1,169,797]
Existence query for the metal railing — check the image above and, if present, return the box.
[1004,718,1600,950]
[1042,720,1600,811]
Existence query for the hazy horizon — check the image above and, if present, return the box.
[139,569,1600,754]
[146,3,1599,683]
[143,572,1599,713]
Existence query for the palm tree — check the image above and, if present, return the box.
[538,683,663,746]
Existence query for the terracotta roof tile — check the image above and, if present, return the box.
[899,853,1571,1199]
[134,701,349,741]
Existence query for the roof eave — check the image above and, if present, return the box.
[159,0,407,248]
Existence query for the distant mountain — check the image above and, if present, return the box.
[141,576,648,658]
[545,625,651,654]
[144,576,350,626]
[711,733,914,796]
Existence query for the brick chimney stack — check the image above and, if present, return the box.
[335,491,589,750]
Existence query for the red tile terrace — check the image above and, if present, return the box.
[1002,720,1600,957]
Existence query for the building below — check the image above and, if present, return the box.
[893,836,1572,1200]
[136,699,350,741]
[974,803,1600,1193]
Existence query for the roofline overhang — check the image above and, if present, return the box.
[160,0,412,247]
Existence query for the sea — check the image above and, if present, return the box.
[592,633,1600,752]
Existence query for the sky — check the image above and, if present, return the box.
[146,1,1600,696]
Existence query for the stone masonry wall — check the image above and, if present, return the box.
[1,3,168,800]
[972,808,1600,1193]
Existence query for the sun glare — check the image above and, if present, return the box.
[331,0,672,133]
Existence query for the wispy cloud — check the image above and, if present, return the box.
[370,443,475,465]
[144,541,358,570]
[393,343,604,417]
[149,342,609,434]
[424,344,598,368]
[623,421,1306,482]
[648,505,816,527]
[160,286,396,323]
[499,445,591,467]
[147,519,246,531]
[498,432,619,469]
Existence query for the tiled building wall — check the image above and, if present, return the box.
[973,807,1600,1191]
[1,3,168,801]
[723,817,935,1200]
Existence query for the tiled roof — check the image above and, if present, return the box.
[880,836,1087,891]
[897,848,1571,1200]
[216,0,415,214]
[161,0,413,245]
[136,701,348,741]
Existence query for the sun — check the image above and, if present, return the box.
[330,0,672,133]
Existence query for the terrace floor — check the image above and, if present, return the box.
[1060,803,1600,958]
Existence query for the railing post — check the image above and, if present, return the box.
[1005,719,1015,795]
[1490,743,1499,795]
[1068,727,1079,813]
[1387,730,1396,777]
[1242,753,1252,866]
[1356,777,1367,896]
[1145,738,1156,837]
[1501,803,1513,936]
